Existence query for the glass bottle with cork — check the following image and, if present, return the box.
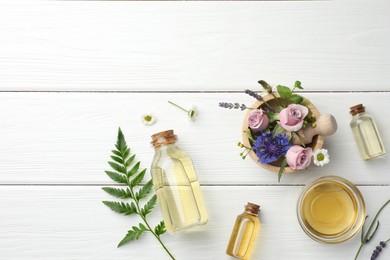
[150,130,208,233]
[226,202,261,260]
[350,104,386,160]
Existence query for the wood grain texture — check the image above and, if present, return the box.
[1,92,389,185]
[0,1,389,91]
[0,186,389,260]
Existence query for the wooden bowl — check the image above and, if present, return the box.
[241,93,324,173]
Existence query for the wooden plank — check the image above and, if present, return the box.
[0,2,389,91]
[0,186,388,259]
[1,92,389,185]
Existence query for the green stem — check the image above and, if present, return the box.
[168,101,189,113]
[270,92,284,108]
[362,199,390,243]
[354,244,364,260]
[125,165,175,259]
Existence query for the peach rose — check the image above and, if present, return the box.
[279,104,308,132]
[286,145,313,170]
[247,109,269,132]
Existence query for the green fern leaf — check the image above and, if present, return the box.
[102,201,138,215]
[116,128,128,154]
[130,169,146,187]
[105,171,127,184]
[135,180,154,200]
[128,161,141,178]
[102,187,132,199]
[110,155,124,164]
[108,161,126,174]
[140,194,157,217]
[154,221,166,237]
[117,224,148,247]
[125,154,136,167]
[123,148,130,159]
[111,150,122,157]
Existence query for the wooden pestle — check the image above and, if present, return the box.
[293,114,337,145]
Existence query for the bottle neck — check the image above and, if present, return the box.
[244,210,258,216]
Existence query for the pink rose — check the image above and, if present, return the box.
[247,109,269,132]
[279,104,309,132]
[286,145,313,170]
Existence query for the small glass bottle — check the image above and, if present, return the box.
[226,202,260,260]
[350,104,386,160]
[150,130,208,233]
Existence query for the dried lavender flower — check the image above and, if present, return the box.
[219,102,247,111]
[245,89,263,101]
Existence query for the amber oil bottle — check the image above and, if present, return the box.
[226,202,260,259]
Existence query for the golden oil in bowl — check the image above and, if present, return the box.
[297,176,366,244]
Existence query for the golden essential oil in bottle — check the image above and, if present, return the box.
[226,203,260,260]
[301,180,358,237]
[150,130,208,233]
[350,104,386,160]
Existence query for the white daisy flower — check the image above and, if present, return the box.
[141,113,157,126]
[313,148,330,167]
[168,101,199,121]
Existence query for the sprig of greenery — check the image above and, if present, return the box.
[102,128,175,259]
[354,199,390,260]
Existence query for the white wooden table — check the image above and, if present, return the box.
[1,1,389,259]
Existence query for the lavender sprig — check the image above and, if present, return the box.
[219,102,247,111]
[244,89,263,101]
[370,239,390,260]
[354,199,390,260]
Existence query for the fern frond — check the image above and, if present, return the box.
[154,221,166,237]
[102,187,132,199]
[117,224,148,248]
[135,180,154,200]
[110,155,124,164]
[130,169,146,188]
[105,171,127,184]
[102,201,138,215]
[140,195,157,217]
[108,161,126,174]
[128,161,141,177]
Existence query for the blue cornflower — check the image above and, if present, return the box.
[252,132,291,164]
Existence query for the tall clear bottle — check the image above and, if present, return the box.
[350,104,386,160]
[226,203,261,260]
[150,130,208,233]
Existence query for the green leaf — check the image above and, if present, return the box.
[294,80,303,90]
[102,201,138,216]
[123,148,130,160]
[108,161,126,174]
[102,187,132,199]
[135,180,154,200]
[105,171,127,184]
[112,150,122,157]
[140,194,157,217]
[125,154,136,167]
[110,155,124,164]
[258,80,272,93]
[278,158,288,182]
[128,161,141,178]
[116,128,128,155]
[117,224,148,247]
[155,221,166,237]
[272,124,285,137]
[131,169,147,188]
[264,111,279,123]
[289,94,303,104]
[276,85,292,99]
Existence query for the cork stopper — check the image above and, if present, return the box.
[350,104,365,116]
[245,202,260,215]
[151,130,177,148]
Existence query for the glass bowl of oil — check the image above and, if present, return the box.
[297,176,366,244]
